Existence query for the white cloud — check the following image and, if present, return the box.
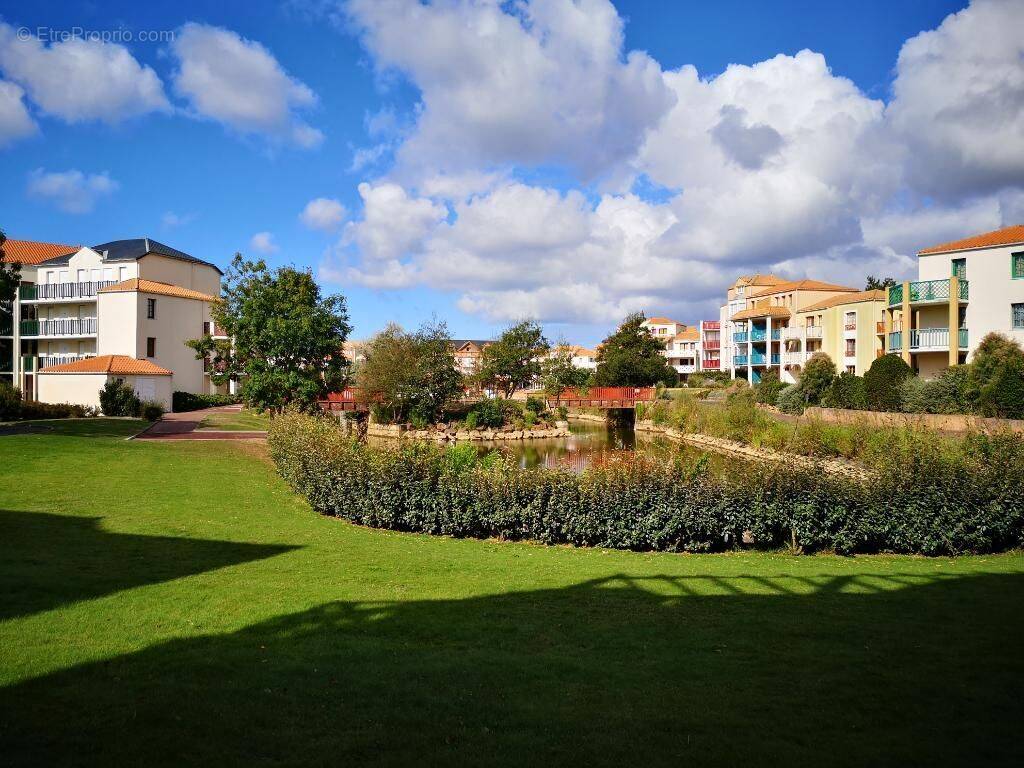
[887,0,1024,199]
[0,80,37,147]
[170,23,323,147]
[0,23,169,123]
[346,0,674,183]
[300,197,347,231]
[27,168,118,214]
[249,231,279,254]
[161,211,197,229]
[333,0,1024,326]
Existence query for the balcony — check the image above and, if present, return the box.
[781,327,802,341]
[889,328,968,352]
[702,359,720,369]
[0,315,11,336]
[875,321,885,335]
[770,353,780,365]
[734,354,749,366]
[703,339,720,350]
[750,329,767,342]
[19,317,97,337]
[37,354,95,369]
[770,329,781,341]
[782,351,805,366]
[676,364,697,374]
[733,331,749,343]
[703,321,720,330]
[888,279,969,307]
[20,281,117,302]
[845,322,857,331]
[750,352,767,365]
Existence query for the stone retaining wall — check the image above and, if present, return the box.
[803,407,1024,434]
[367,421,571,443]
[565,411,607,423]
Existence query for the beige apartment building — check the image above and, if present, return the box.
[788,290,887,378]
[2,238,223,410]
[884,224,1024,378]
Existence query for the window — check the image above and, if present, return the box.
[146,337,156,357]
[958,306,967,329]
[845,338,856,356]
[1013,303,1024,330]
[1014,252,1024,280]
[146,298,156,319]
[846,365,856,374]
[951,258,967,280]
[845,312,856,330]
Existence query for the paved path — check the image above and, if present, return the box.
[135,404,267,441]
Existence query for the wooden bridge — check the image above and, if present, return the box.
[546,386,655,409]
[319,389,371,413]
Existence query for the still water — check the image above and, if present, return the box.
[477,417,719,472]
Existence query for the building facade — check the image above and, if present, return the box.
[699,321,721,372]
[789,290,887,377]
[884,225,1024,378]
[2,237,222,410]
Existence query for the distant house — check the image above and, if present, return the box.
[450,339,492,375]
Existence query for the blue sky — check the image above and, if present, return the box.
[2,0,1021,345]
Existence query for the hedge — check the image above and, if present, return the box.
[172,391,240,412]
[269,413,1024,556]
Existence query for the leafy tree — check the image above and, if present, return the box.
[540,345,592,396]
[593,313,678,387]
[1,229,21,304]
[754,368,785,405]
[476,320,548,398]
[863,353,913,412]
[970,332,1024,419]
[799,352,837,405]
[821,372,867,410]
[865,275,898,290]
[358,320,464,424]
[187,254,351,413]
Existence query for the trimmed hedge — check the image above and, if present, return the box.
[269,413,1024,556]
[172,391,240,412]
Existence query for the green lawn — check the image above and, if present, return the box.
[1,420,1022,766]
[197,408,270,431]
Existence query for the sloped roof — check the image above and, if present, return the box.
[799,289,887,313]
[39,354,172,375]
[451,339,491,351]
[731,306,792,321]
[749,279,858,298]
[91,238,223,274]
[736,274,784,287]
[645,316,685,325]
[672,327,700,341]
[918,224,1024,255]
[1,239,80,265]
[98,278,216,302]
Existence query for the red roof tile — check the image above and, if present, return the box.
[1,239,80,265]
[97,278,216,302]
[918,224,1024,255]
[39,354,172,375]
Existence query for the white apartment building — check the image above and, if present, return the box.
[884,224,1024,378]
[2,237,223,410]
[699,321,721,372]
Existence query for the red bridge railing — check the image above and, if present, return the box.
[547,386,655,407]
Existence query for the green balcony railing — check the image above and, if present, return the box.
[888,284,903,306]
[21,356,34,372]
[888,331,902,351]
[888,279,969,306]
[959,328,968,348]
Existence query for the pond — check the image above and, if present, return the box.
[476,416,729,472]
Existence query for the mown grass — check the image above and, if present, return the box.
[1,420,1022,766]
[197,408,271,431]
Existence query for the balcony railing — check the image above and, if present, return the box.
[770,329,781,341]
[0,316,11,336]
[37,354,95,369]
[890,328,969,352]
[770,353,780,365]
[782,351,805,366]
[750,329,767,342]
[20,281,117,301]
[845,322,857,331]
[750,352,767,365]
[19,317,97,336]
[702,359,720,369]
[703,321,720,330]
[733,332,748,343]
[734,354,749,366]
[875,321,885,335]
[703,339,720,350]
[805,326,823,339]
[888,279,969,307]
[21,355,34,372]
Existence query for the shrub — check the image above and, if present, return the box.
[464,411,479,430]
[140,400,164,421]
[99,379,141,417]
[864,354,912,411]
[776,383,806,415]
[800,353,836,405]
[172,391,240,412]
[556,405,568,421]
[525,396,546,415]
[468,398,508,428]
[821,372,867,410]
[269,412,1024,556]
[18,400,88,419]
[970,334,1024,419]
[0,381,21,420]
[754,369,785,405]
[523,410,537,428]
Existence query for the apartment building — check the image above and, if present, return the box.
[718,275,786,371]
[722,278,860,383]
[451,339,491,376]
[665,326,700,376]
[699,321,721,372]
[883,224,1024,378]
[2,237,222,410]
[787,290,887,378]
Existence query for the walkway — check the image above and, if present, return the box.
[134,405,268,441]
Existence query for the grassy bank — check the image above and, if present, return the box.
[1,420,1022,765]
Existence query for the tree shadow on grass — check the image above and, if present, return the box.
[2,570,1022,766]
[0,510,298,621]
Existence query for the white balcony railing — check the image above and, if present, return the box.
[21,281,117,301]
[20,317,97,337]
[805,326,823,339]
[37,354,95,369]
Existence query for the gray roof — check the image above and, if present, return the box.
[36,238,222,275]
[450,339,492,349]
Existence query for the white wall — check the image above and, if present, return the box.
[37,373,109,408]
[137,254,221,296]
[918,245,1024,356]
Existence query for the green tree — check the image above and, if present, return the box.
[358,320,464,424]
[1,229,21,304]
[970,332,1024,419]
[540,345,592,396]
[187,254,351,413]
[593,313,678,387]
[821,372,867,410]
[863,354,913,411]
[754,368,785,405]
[476,320,549,398]
[798,352,836,405]
[865,275,897,291]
